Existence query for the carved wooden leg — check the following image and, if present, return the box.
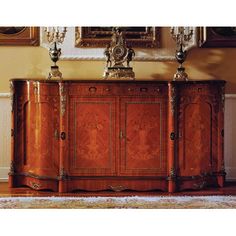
[8,175,14,188]
[218,176,225,188]
[168,179,176,193]
[58,179,67,193]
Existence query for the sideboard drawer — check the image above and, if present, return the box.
[121,83,168,97]
[69,84,115,96]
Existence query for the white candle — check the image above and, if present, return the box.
[185,27,189,35]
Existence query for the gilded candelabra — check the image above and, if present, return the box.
[171,27,193,81]
[44,27,67,79]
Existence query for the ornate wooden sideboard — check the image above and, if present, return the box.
[9,79,226,192]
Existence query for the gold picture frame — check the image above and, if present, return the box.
[75,27,160,48]
[199,27,236,47]
[0,27,39,46]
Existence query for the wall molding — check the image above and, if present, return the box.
[0,93,10,98]
[224,94,236,180]
[225,94,236,98]
[40,27,198,61]
[0,167,9,182]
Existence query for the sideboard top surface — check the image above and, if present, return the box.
[10,78,226,84]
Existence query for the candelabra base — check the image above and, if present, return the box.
[103,67,135,80]
[173,66,188,81]
[48,65,62,80]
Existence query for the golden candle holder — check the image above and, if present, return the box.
[44,27,67,79]
[171,27,193,81]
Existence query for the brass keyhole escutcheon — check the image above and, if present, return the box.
[61,132,66,140]
[170,132,175,140]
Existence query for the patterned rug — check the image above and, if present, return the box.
[0,195,236,209]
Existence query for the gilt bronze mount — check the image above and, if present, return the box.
[103,27,135,80]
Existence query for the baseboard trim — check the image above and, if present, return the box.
[225,94,236,99]
[0,179,8,182]
[0,167,9,182]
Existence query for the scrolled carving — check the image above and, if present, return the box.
[168,167,176,180]
[30,181,41,190]
[110,185,126,192]
[59,168,68,180]
[8,161,15,176]
[33,81,39,95]
[193,181,207,190]
[59,83,66,116]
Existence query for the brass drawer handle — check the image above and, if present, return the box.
[170,132,175,140]
[89,87,97,93]
[140,87,148,92]
[154,88,160,92]
[127,88,134,92]
[104,88,111,92]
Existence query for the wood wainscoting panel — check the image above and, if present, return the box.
[225,95,236,181]
[0,94,11,181]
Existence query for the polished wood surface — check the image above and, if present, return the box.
[2,182,236,197]
[9,79,225,193]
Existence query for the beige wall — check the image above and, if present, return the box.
[0,27,236,93]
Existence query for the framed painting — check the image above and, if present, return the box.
[199,27,236,47]
[0,27,39,46]
[75,27,160,48]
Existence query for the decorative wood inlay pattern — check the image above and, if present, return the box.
[75,103,111,162]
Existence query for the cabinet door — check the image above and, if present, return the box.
[177,88,218,177]
[68,97,117,176]
[17,95,60,178]
[120,97,167,176]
